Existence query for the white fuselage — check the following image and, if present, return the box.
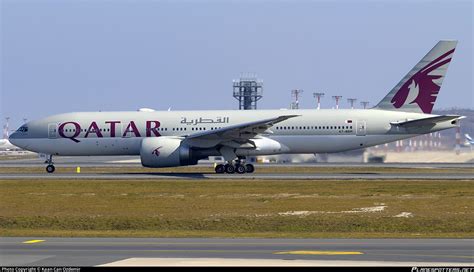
[9,108,457,157]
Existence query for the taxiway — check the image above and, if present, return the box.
[1,238,472,266]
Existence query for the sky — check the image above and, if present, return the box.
[1,0,473,129]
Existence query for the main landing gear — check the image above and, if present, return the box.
[215,148,254,174]
[45,155,55,173]
[214,161,255,174]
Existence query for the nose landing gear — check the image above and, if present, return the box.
[46,164,55,173]
[45,155,55,173]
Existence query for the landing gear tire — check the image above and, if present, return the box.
[245,164,255,173]
[46,165,55,173]
[224,164,235,174]
[236,164,246,174]
[215,164,225,174]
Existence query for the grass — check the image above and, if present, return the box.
[0,155,37,161]
[0,178,472,238]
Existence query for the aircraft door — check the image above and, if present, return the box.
[356,121,366,136]
[48,123,58,139]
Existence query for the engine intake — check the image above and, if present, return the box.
[140,137,197,168]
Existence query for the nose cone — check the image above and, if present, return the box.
[8,131,22,148]
[8,131,18,139]
[8,125,29,149]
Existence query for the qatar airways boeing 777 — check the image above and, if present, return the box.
[9,41,463,174]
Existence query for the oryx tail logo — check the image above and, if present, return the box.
[152,146,163,157]
[391,48,455,114]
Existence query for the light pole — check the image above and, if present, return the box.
[291,89,304,109]
[313,92,325,110]
[332,95,342,109]
[347,98,357,109]
[360,101,370,109]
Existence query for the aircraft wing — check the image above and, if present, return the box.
[183,115,299,148]
[390,115,464,127]
[465,134,474,144]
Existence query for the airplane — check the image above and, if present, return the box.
[465,134,474,146]
[9,40,464,174]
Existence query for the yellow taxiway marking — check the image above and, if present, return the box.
[22,240,45,244]
[275,251,363,255]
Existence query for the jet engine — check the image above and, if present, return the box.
[140,137,198,168]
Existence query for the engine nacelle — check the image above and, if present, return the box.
[140,137,197,168]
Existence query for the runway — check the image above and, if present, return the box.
[0,172,473,180]
[1,238,472,266]
[1,156,473,180]
[1,155,473,168]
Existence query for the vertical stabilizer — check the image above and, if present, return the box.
[376,40,457,114]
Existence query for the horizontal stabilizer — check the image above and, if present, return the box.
[390,115,464,127]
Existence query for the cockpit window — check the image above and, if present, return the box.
[17,126,28,132]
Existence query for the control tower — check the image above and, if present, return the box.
[233,73,263,110]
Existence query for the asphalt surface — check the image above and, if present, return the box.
[0,172,473,180]
[1,238,472,266]
[1,156,473,180]
[1,155,473,168]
